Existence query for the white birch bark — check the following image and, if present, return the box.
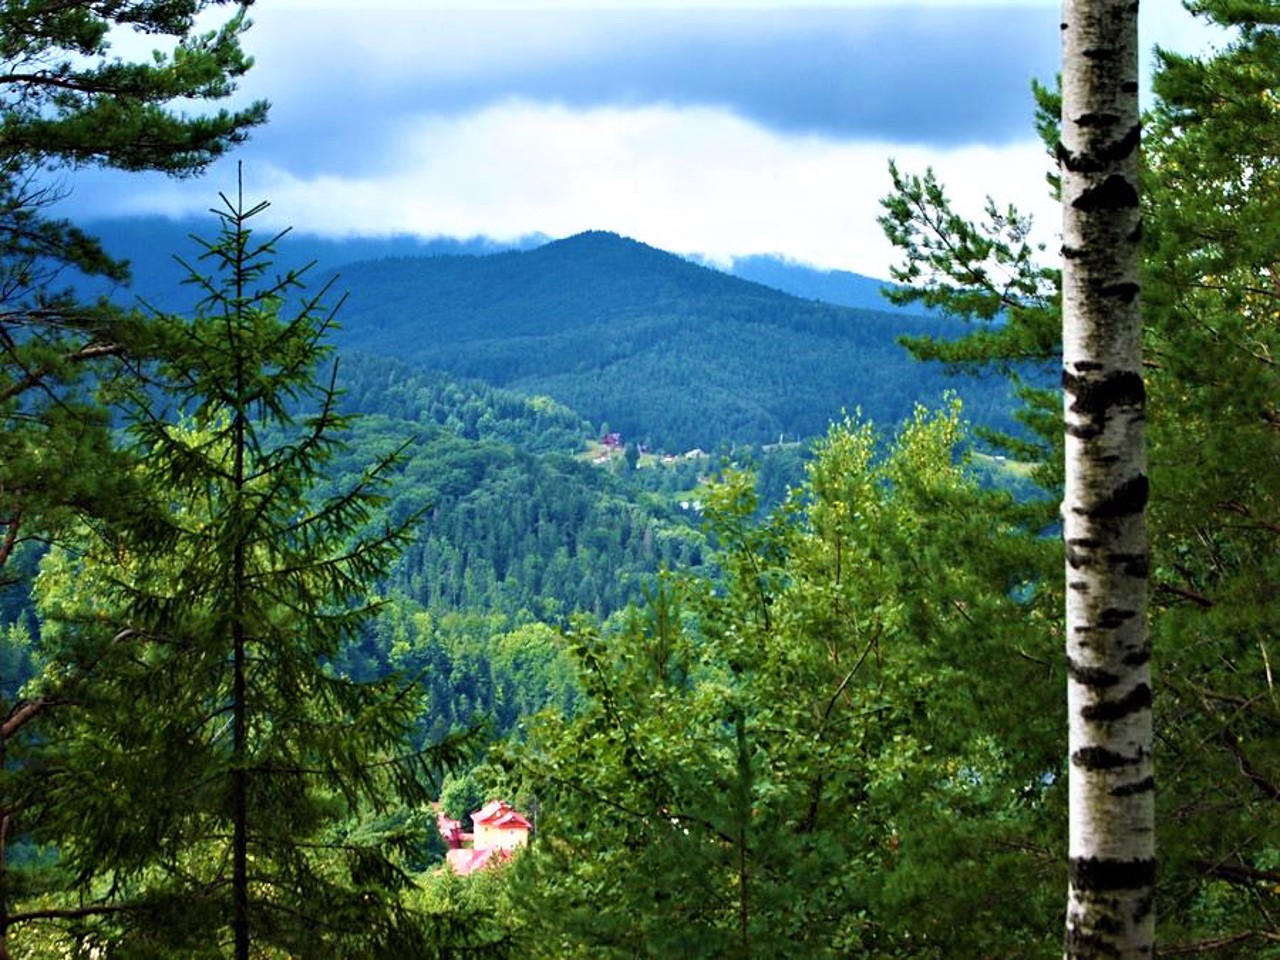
[1060,1,1154,957]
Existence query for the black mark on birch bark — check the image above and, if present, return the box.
[1073,746,1135,770]
[1111,552,1149,578]
[1076,112,1120,129]
[1101,282,1140,303]
[1082,683,1151,722]
[1086,475,1149,519]
[1068,657,1121,687]
[1110,775,1155,798]
[1064,370,1145,417]
[1073,174,1139,212]
[1098,607,1137,629]
[1058,126,1141,172]
[1069,856,1156,892]
[1067,544,1094,570]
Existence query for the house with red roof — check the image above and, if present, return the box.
[439,799,531,876]
[446,844,513,876]
[436,811,466,850]
[471,799,532,852]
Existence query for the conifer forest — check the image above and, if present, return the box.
[1,2,1278,957]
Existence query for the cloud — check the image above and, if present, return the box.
[68,1,1237,277]
[231,5,1059,181]
[72,100,1059,277]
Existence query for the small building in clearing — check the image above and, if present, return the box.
[471,799,532,852]
[440,799,532,876]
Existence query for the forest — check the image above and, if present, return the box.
[1,1,1278,958]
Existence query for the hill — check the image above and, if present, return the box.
[81,219,1011,451]
[325,231,1009,449]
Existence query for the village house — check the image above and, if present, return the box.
[440,799,532,876]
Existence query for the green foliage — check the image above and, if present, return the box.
[0,1,265,175]
[0,0,268,641]
[0,6,266,953]
[21,185,475,957]
[878,96,1063,501]
[0,0,268,557]
[1140,3,1280,950]
[439,770,488,824]
[338,352,594,453]
[320,390,710,623]
[507,405,1063,958]
[357,600,581,746]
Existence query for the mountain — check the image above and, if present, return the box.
[79,219,1008,450]
[324,231,1008,450]
[79,215,546,312]
[725,254,917,314]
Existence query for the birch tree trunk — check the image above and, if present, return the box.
[1060,1,1153,957]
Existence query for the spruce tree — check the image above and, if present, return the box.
[23,178,467,958]
[0,5,265,953]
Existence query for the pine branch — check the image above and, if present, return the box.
[8,902,135,923]
[1161,931,1280,955]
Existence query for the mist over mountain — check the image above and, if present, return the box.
[82,216,549,311]
[725,254,913,313]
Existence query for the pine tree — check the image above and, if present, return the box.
[22,178,470,958]
[0,0,267,568]
[1139,2,1280,950]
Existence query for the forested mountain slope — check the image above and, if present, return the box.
[330,354,709,624]
[85,219,1014,451]
[325,230,1014,449]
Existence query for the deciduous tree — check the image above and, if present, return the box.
[1059,3,1151,955]
[509,405,1063,958]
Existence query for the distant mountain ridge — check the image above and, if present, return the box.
[81,218,1002,449]
[83,215,910,315]
[726,254,913,314]
[323,230,1005,449]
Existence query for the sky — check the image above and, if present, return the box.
[65,0,1223,277]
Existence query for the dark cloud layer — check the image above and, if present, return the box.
[240,7,1059,178]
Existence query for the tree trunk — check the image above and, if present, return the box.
[1060,2,1154,958]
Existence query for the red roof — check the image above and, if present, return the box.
[471,800,509,824]
[489,809,532,831]
[471,800,531,830]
